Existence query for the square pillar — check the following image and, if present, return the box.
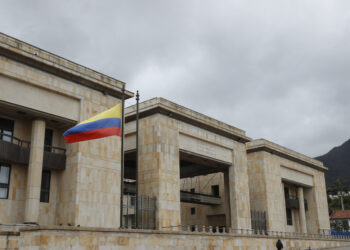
[297,187,307,233]
[138,114,181,230]
[24,119,45,224]
[226,142,251,230]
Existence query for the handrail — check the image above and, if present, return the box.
[0,132,30,148]
[0,132,66,154]
[158,225,350,239]
[44,145,66,154]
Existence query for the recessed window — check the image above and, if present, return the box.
[0,118,14,142]
[0,164,11,199]
[211,185,219,197]
[40,170,51,203]
[284,187,293,225]
[191,207,196,215]
[44,129,53,152]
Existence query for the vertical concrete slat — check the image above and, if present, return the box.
[24,119,46,223]
[224,169,231,228]
[228,142,251,230]
[138,114,181,230]
[298,187,307,233]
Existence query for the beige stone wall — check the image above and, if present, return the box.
[247,148,330,234]
[1,227,350,250]
[138,114,181,229]
[128,112,251,230]
[0,165,27,224]
[0,55,123,227]
[180,173,226,227]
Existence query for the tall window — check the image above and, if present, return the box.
[0,118,14,142]
[40,170,51,203]
[0,164,11,199]
[284,187,293,225]
[44,129,53,152]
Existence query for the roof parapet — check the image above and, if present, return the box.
[246,139,327,171]
[126,97,251,143]
[0,32,133,99]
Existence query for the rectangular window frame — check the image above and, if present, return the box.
[40,170,51,203]
[0,164,11,199]
[44,129,53,152]
[191,207,196,215]
[284,187,293,225]
[0,117,14,143]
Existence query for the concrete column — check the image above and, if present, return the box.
[297,186,307,233]
[224,170,231,228]
[138,114,181,230]
[227,143,251,230]
[24,119,45,224]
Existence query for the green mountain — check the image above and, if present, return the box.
[316,139,350,186]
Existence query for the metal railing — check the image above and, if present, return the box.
[122,194,156,230]
[0,132,30,147]
[0,132,66,170]
[44,145,66,154]
[160,226,350,240]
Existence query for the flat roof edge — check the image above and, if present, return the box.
[0,32,133,99]
[126,97,251,143]
[246,139,327,171]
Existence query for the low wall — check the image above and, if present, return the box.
[1,226,350,250]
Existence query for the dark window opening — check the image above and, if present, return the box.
[191,207,196,215]
[211,185,220,197]
[44,129,53,152]
[286,208,293,225]
[284,187,293,225]
[190,188,195,193]
[0,164,11,199]
[284,187,289,199]
[40,170,51,203]
[0,118,14,142]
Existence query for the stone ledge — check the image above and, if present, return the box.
[13,226,350,242]
[246,139,326,171]
[0,32,133,99]
[125,97,251,143]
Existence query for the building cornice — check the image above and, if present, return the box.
[125,97,251,143]
[0,32,133,99]
[246,139,327,171]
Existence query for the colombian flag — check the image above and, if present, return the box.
[63,104,122,143]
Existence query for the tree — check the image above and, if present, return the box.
[327,179,350,210]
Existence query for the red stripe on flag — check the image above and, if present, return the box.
[64,126,121,143]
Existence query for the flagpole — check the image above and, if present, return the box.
[135,90,139,228]
[120,87,125,228]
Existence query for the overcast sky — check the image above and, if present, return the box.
[1,1,350,157]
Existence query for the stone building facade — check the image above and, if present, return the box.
[0,32,133,228]
[0,32,343,249]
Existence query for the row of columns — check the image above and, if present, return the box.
[24,119,46,224]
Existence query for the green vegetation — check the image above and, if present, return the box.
[327,178,350,210]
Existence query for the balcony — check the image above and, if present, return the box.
[43,145,66,170]
[0,133,66,170]
[0,132,30,165]
[285,196,299,209]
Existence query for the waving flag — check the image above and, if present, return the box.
[63,104,122,143]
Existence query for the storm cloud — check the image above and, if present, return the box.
[1,0,350,156]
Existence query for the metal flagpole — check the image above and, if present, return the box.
[120,87,125,228]
[135,90,140,228]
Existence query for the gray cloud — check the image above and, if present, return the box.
[1,0,350,156]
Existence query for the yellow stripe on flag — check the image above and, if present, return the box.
[79,104,122,125]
